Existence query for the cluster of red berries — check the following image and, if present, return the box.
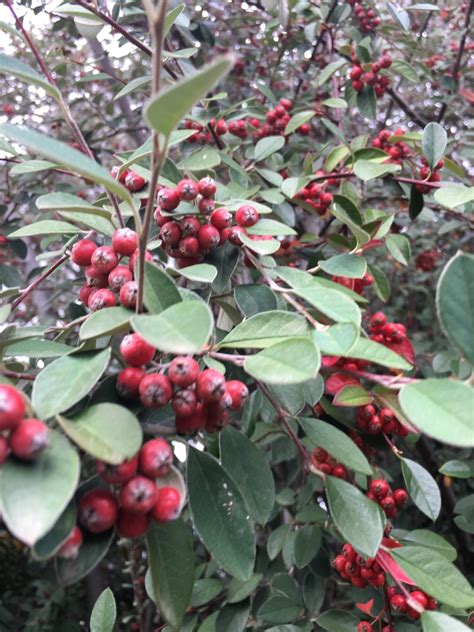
[0,384,49,463]
[416,250,440,272]
[387,585,437,620]
[332,272,374,295]
[111,166,146,193]
[56,438,182,560]
[367,478,409,519]
[117,345,249,434]
[371,128,411,163]
[184,118,228,144]
[350,55,392,97]
[356,403,408,438]
[348,0,381,32]
[369,312,408,346]
[310,447,348,479]
[415,157,443,193]
[294,176,336,216]
[333,543,386,589]
[155,178,261,268]
[71,228,144,311]
[257,98,311,138]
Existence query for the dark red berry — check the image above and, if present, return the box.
[0,384,25,431]
[139,373,173,408]
[236,204,259,227]
[139,438,173,478]
[78,489,118,534]
[168,356,200,387]
[157,187,180,211]
[116,509,150,538]
[108,265,133,292]
[96,456,138,485]
[177,178,199,201]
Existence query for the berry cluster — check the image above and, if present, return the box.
[257,97,311,138]
[185,118,228,144]
[310,447,348,479]
[57,438,182,560]
[371,128,411,163]
[0,384,49,463]
[348,0,381,32]
[117,346,249,434]
[111,166,146,193]
[415,157,443,193]
[356,403,408,438]
[350,55,392,97]
[416,250,440,272]
[367,478,409,519]
[369,312,410,348]
[332,272,374,295]
[387,585,437,620]
[333,543,386,589]
[294,176,335,216]
[71,228,144,311]
[155,177,261,268]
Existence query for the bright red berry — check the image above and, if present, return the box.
[119,475,158,513]
[198,224,220,251]
[177,178,199,201]
[196,369,226,402]
[10,418,49,460]
[120,333,155,367]
[228,225,246,245]
[168,356,200,388]
[139,438,173,478]
[119,281,138,309]
[116,509,150,538]
[89,288,116,311]
[393,488,409,506]
[139,373,173,408]
[198,197,215,214]
[0,384,25,431]
[111,165,128,183]
[369,479,390,498]
[211,208,233,229]
[172,389,197,417]
[357,622,373,632]
[78,489,118,534]
[57,526,83,559]
[236,205,259,227]
[108,265,133,292]
[178,236,200,258]
[112,228,138,256]
[224,380,249,410]
[390,594,407,613]
[198,176,217,198]
[71,239,97,267]
[160,221,182,246]
[96,456,138,485]
[151,486,181,522]
[157,187,180,211]
[116,367,145,399]
[91,246,119,274]
[85,265,109,288]
[125,172,146,192]
[180,216,201,237]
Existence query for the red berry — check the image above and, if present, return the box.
[352,80,364,91]
[157,187,180,211]
[125,172,146,192]
[390,594,407,613]
[139,438,173,478]
[196,369,226,402]
[116,509,150,538]
[85,265,109,288]
[380,55,392,69]
[108,265,133,292]
[89,288,116,311]
[91,246,119,274]
[367,415,383,434]
[224,380,249,410]
[120,333,155,367]
[198,176,217,198]
[57,526,83,559]
[228,225,246,245]
[369,479,390,498]
[78,489,118,533]
[357,623,373,632]
[160,221,182,246]
[139,373,173,408]
[116,367,145,399]
[350,66,363,80]
[168,356,200,387]
[380,495,396,514]
[172,389,197,417]
[298,123,311,134]
[120,475,158,513]
[178,236,200,258]
[236,205,259,227]
[154,208,168,227]
[96,456,138,485]
[410,591,428,609]
[79,284,94,305]
[175,402,207,434]
[0,384,25,431]
[71,239,97,267]
[332,464,348,479]
[198,224,220,251]
[151,486,181,522]
[118,281,137,309]
[129,248,153,273]
[279,98,293,111]
[111,165,128,183]
[10,418,49,460]
[359,404,376,421]
[211,208,233,230]
[180,216,201,237]
[393,488,409,506]
[198,197,215,214]
[177,178,199,201]
[112,228,138,256]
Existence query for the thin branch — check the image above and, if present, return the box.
[10,253,69,311]
[385,87,427,129]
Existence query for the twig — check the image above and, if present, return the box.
[385,87,427,128]
[0,369,36,381]
[10,253,69,311]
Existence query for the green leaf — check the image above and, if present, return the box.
[176,263,217,283]
[55,529,114,586]
[246,219,296,236]
[189,578,224,607]
[254,135,285,161]
[32,502,76,560]
[215,603,250,632]
[219,311,309,349]
[332,195,370,244]
[5,339,72,358]
[294,525,321,568]
[299,418,372,475]
[312,323,359,356]
[386,1,411,29]
[227,574,263,604]
[267,524,291,560]
[208,241,240,293]
[142,261,182,314]
[369,263,391,302]
[402,458,441,521]
[333,384,373,407]
[11,159,58,174]
[146,520,194,631]
[439,460,474,479]
[114,76,150,100]
[90,588,116,632]
[315,60,346,87]
[36,192,112,218]
[433,184,474,209]
[357,87,376,119]
[180,147,221,171]
[421,611,471,632]
[322,97,347,109]
[284,111,314,135]
[234,284,277,317]
[1,431,80,546]
[422,122,447,170]
[409,184,424,220]
[354,160,401,181]
[220,426,275,524]
[317,609,359,632]
[187,448,255,580]
[0,53,60,101]
[293,286,361,326]
[8,220,81,238]
[402,529,457,561]
[386,234,411,265]
[325,476,384,558]
[32,349,111,419]
[391,59,418,82]
[79,306,130,340]
[144,56,233,137]
[345,336,412,369]
[164,3,185,36]
[239,231,280,255]
[258,597,301,624]
[436,252,474,364]
[318,254,367,279]
[57,403,142,465]
[131,301,212,354]
[0,124,132,205]
[400,379,474,447]
[391,546,474,609]
[325,145,351,172]
[244,337,320,384]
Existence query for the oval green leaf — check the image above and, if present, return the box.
[244,337,320,385]
[401,457,441,521]
[80,306,131,340]
[219,311,309,349]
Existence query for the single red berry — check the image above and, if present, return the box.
[91,246,118,274]
[139,373,173,408]
[175,402,207,434]
[120,475,158,514]
[157,187,180,211]
[393,488,409,506]
[168,356,200,388]
[79,284,94,305]
[120,333,155,367]
[78,489,118,534]
[352,80,364,91]
[211,208,233,230]
[224,380,249,410]
[112,228,138,256]
[125,171,146,192]
[279,97,293,111]
[359,404,376,421]
[366,414,383,434]
[180,216,201,237]
[154,208,168,227]
[198,224,220,251]
[357,622,373,632]
[236,205,259,227]
[85,265,109,288]
[177,178,199,201]
[371,572,386,587]
[10,418,49,460]
[196,369,226,402]
[108,265,133,292]
[380,55,392,69]
[198,197,215,214]
[178,236,200,258]
[320,192,333,206]
[116,509,150,538]
[342,543,356,560]
[390,594,407,613]
[333,554,346,572]
[88,288,116,311]
[111,165,128,183]
[198,176,217,198]
[160,221,182,246]
[332,464,348,479]
[380,495,396,514]
[369,479,390,499]
[0,384,25,431]
[298,123,311,134]
[172,389,197,417]
[116,367,145,401]
[119,281,138,309]
[139,438,173,478]
[410,591,428,609]
[57,526,83,559]
[228,225,246,245]
[350,66,363,80]
[71,239,97,267]
[151,486,181,522]
[96,456,138,485]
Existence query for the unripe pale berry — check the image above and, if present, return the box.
[91,246,119,274]
[71,239,97,267]
[119,475,158,513]
[112,228,138,256]
[139,438,173,478]
[57,526,83,559]
[116,509,150,538]
[10,418,49,460]
[89,288,116,311]
[151,486,181,522]
[224,380,249,410]
[236,205,259,227]
[78,489,118,534]
[0,384,25,431]
[96,455,138,485]
[120,333,155,367]
[139,373,173,408]
[168,356,200,388]
[196,369,226,402]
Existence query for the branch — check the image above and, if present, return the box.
[385,87,427,129]
[10,253,69,311]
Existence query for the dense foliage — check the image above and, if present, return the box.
[0,1,473,631]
